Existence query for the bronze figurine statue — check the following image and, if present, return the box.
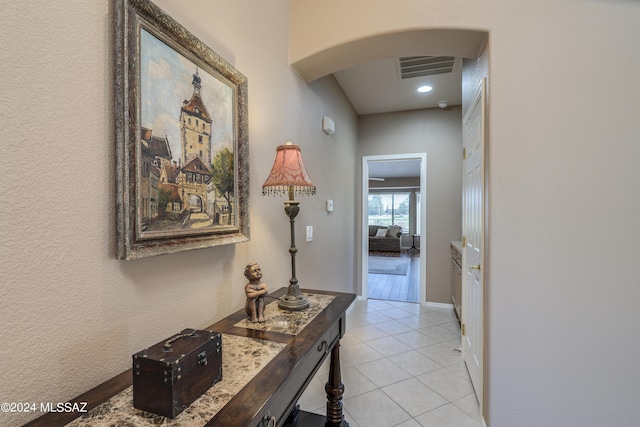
[244,263,268,323]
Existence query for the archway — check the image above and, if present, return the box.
[188,194,203,213]
[291,29,487,83]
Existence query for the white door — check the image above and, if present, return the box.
[462,79,485,409]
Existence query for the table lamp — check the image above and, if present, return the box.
[262,140,316,311]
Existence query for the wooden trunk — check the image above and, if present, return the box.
[132,329,222,418]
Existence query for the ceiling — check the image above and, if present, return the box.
[368,159,422,181]
[334,56,462,179]
[333,56,462,116]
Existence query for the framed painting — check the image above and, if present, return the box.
[114,0,249,259]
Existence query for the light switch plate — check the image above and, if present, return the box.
[306,226,313,242]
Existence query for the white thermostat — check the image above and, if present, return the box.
[322,116,335,135]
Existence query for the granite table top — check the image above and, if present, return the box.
[234,293,335,335]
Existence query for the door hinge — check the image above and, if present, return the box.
[462,324,466,336]
[462,236,467,247]
[463,147,468,160]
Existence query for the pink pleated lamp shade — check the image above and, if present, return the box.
[262,140,316,197]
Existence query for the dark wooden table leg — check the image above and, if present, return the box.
[325,340,348,426]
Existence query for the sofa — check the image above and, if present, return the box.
[368,225,403,252]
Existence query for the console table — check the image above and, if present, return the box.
[25,288,355,427]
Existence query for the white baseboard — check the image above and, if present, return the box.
[422,301,454,309]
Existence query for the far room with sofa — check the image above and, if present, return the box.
[368,224,403,252]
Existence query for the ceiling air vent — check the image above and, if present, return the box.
[398,56,456,79]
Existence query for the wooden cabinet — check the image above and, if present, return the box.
[451,241,462,321]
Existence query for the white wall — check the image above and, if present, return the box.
[0,1,357,425]
[359,108,463,304]
[291,1,640,426]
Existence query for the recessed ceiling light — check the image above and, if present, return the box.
[417,85,433,93]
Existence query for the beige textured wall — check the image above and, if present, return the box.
[0,1,357,425]
[290,0,640,426]
[358,108,463,304]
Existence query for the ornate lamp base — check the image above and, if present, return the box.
[278,285,310,311]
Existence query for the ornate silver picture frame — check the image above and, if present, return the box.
[115,0,249,259]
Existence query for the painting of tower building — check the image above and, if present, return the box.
[181,71,212,167]
[138,27,235,234]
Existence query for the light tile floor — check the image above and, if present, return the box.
[298,298,484,427]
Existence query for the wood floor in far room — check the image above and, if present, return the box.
[368,250,420,303]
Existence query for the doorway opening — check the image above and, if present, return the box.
[362,153,427,304]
